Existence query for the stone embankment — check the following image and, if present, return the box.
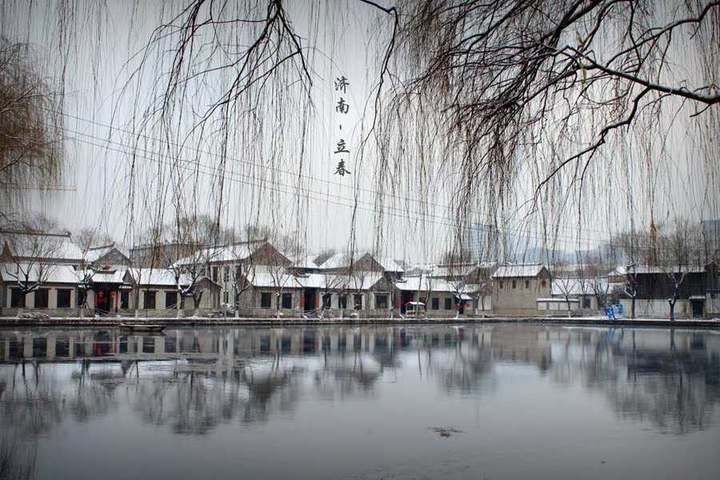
[0,316,718,328]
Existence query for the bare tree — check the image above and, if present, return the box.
[657,219,703,321]
[167,242,218,317]
[551,265,576,317]
[585,264,610,310]
[265,233,298,319]
[0,218,64,307]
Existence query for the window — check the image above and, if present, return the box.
[10,288,25,308]
[223,267,229,282]
[353,294,363,310]
[444,297,452,310]
[260,292,272,308]
[582,297,591,309]
[235,265,242,280]
[339,295,348,309]
[499,281,504,289]
[431,297,440,310]
[165,291,178,309]
[525,280,530,289]
[212,267,219,282]
[512,280,517,289]
[281,292,292,309]
[375,294,388,309]
[120,291,129,309]
[322,293,332,309]
[144,290,157,309]
[223,291,229,303]
[35,288,49,308]
[541,279,547,288]
[57,289,71,308]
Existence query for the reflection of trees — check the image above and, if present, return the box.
[549,329,720,435]
[314,352,382,400]
[129,360,303,434]
[0,429,36,480]
[437,346,494,394]
[3,325,718,444]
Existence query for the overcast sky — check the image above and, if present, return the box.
[2,0,718,263]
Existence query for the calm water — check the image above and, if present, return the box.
[1,324,719,480]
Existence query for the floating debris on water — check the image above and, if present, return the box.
[429,426,464,438]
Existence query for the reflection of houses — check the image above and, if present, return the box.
[491,264,551,316]
[608,264,714,318]
[489,325,552,370]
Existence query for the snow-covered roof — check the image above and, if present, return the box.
[392,276,465,293]
[492,264,546,278]
[1,232,83,262]
[291,254,321,269]
[126,268,190,287]
[84,244,129,264]
[0,263,80,284]
[375,257,405,273]
[91,268,128,284]
[610,264,706,276]
[430,262,495,278]
[311,251,405,273]
[245,268,297,288]
[293,272,385,290]
[174,240,268,266]
[315,252,349,269]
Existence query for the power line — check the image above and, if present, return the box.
[56,108,616,239]
[65,128,612,247]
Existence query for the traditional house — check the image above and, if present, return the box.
[1,263,80,316]
[429,262,496,313]
[1,230,83,266]
[535,277,607,315]
[234,267,302,317]
[608,264,711,318]
[491,264,551,316]
[294,271,393,316]
[0,231,84,316]
[124,268,220,316]
[391,275,474,317]
[174,239,291,309]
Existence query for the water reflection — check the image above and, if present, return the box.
[0,324,719,478]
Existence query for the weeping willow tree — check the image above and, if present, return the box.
[0,37,63,222]
[2,0,719,268]
[368,0,720,262]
